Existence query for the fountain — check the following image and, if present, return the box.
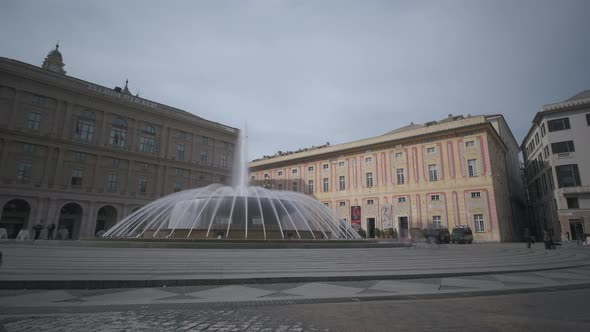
[103,126,361,240]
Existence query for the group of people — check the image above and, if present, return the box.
[524,228,588,249]
[13,223,70,241]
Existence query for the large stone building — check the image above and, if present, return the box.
[0,45,238,239]
[249,114,526,242]
[521,90,590,242]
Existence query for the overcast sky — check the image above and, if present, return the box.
[1,0,589,160]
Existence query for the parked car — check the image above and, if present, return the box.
[423,226,451,244]
[451,226,473,244]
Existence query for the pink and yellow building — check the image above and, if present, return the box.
[249,114,526,242]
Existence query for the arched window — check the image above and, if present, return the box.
[139,124,156,153]
[75,110,95,143]
[109,118,127,148]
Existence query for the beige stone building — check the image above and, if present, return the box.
[0,45,238,239]
[521,90,590,242]
[249,114,526,242]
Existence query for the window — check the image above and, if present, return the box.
[107,174,117,192]
[109,118,127,148]
[31,94,47,105]
[323,178,329,192]
[175,168,184,176]
[16,161,32,182]
[278,171,283,176]
[339,161,345,167]
[365,157,372,163]
[398,197,406,203]
[139,125,156,153]
[323,164,329,170]
[431,194,440,201]
[141,163,149,170]
[292,181,298,192]
[555,165,581,188]
[432,216,442,227]
[173,182,182,192]
[308,180,314,193]
[468,159,478,177]
[395,152,403,158]
[323,202,330,207]
[367,199,374,205]
[544,146,549,158]
[28,112,41,130]
[339,201,346,207]
[551,141,575,154]
[75,111,96,143]
[264,173,270,179]
[339,176,346,191]
[308,166,314,171]
[71,168,83,186]
[292,169,298,174]
[179,131,187,140]
[200,149,208,162]
[112,158,120,168]
[176,144,185,160]
[429,164,438,181]
[223,142,229,150]
[541,123,546,137]
[251,176,255,181]
[397,168,405,185]
[277,183,283,190]
[427,147,436,153]
[201,136,209,145]
[22,143,33,153]
[138,176,148,193]
[474,214,485,232]
[567,197,579,209]
[221,154,227,169]
[535,133,540,145]
[547,118,571,132]
[366,173,373,187]
[73,151,86,161]
[465,141,475,148]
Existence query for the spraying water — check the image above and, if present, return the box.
[103,126,360,240]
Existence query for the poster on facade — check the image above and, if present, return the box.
[351,206,361,230]
[381,205,393,230]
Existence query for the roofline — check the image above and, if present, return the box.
[249,115,507,170]
[0,56,239,135]
[520,96,590,148]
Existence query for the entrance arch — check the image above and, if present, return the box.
[0,199,31,239]
[95,205,117,235]
[58,203,83,239]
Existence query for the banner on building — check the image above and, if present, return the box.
[351,206,361,230]
[381,205,393,230]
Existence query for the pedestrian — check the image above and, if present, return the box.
[524,228,533,248]
[543,230,551,250]
[32,224,43,240]
[47,224,56,240]
[566,232,571,242]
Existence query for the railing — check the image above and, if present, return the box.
[562,185,590,194]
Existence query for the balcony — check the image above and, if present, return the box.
[562,185,590,195]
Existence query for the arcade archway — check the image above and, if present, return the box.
[0,199,31,239]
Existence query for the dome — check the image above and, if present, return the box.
[103,184,361,240]
[47,44,63,59]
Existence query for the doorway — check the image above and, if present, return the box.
[0,199,31,238]
[399,216,409,239]
[570,220,584,241]
[367,218,375,238]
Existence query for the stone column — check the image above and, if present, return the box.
[92,154,103,189]
[99,112,109,146]
[52,148,65,188]
[126,160,134,194]
[61,102,74,139]
[41,145,53,187]
[50,100,66,137]
[82,201,97,238]
[127,118,136,152]
[160,125,170,158]
[190,133,196,162]
[7,89,21,128]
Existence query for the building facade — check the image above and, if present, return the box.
[0,45,238,239]
[250,114,526,242]
[521,90,590,242]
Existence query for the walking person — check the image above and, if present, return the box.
[524,228,533,248]
[543,230,551,250]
